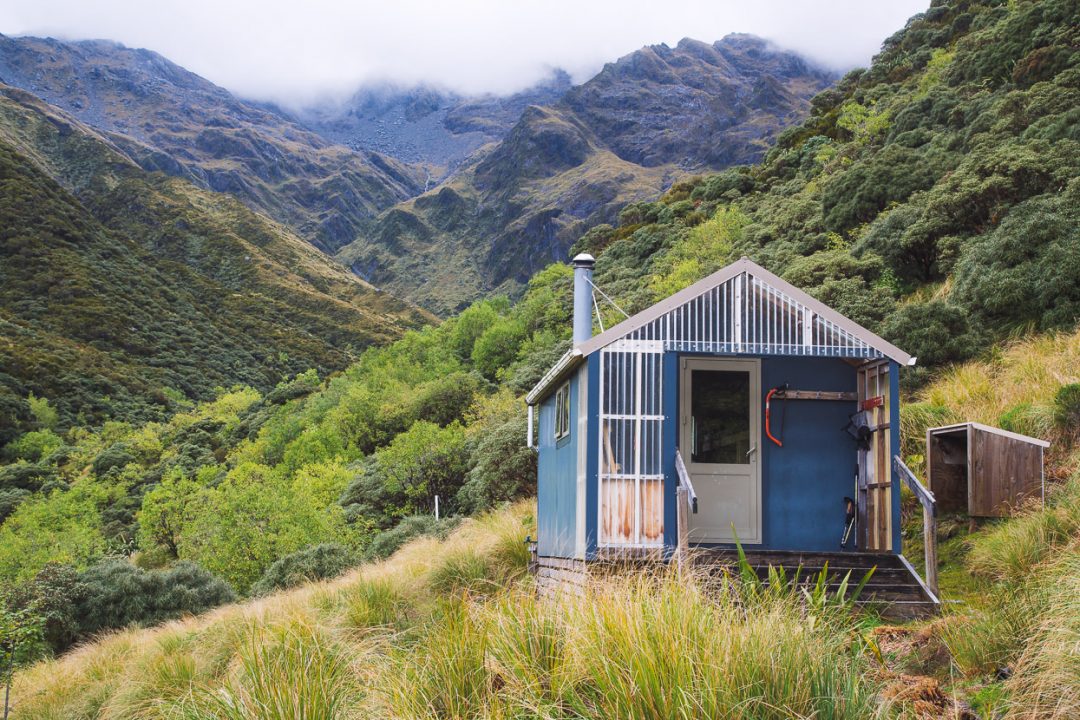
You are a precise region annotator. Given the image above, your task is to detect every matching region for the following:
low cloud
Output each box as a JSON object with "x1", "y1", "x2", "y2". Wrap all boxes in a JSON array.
[{"x1": 1, "y1": 0, "x2": 929, "y2": 106}]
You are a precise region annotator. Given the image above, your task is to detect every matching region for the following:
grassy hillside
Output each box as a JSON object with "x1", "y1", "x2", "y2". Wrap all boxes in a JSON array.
[
  {"x1": 0, "y1": 85, "x2": 432, "y2": 438},
  {"x1": 0, "y1": 35, "x2": 425, "y2": 254},
  {"x1": 10, "y1": 502, "x2": 889, "y2": 719},
  {"x1": 11, "y1": 329, "x2": 1080, "y2": 719}
]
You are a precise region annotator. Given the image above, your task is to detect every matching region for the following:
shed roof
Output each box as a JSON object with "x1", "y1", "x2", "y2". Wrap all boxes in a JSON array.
[
  {"x1": 929, "y1": 422, "x2": 1051, "y2": 448},
  {"x1": 527, "y1": 257, "x2": 914, "y2": 405}
]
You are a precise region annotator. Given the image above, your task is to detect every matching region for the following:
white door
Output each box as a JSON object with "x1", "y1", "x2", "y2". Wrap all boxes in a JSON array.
[{"x1": 680, "y1": 358, "x2": 761, "y2": 544}]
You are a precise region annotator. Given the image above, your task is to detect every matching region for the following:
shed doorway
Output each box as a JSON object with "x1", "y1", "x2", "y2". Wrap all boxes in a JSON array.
[{"x1": 681, "y1": 358, "x2": 762, "y2": 543}]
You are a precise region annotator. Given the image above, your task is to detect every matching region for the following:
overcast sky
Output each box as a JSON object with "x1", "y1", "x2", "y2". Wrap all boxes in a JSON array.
[{"x1": 1, "y1": 0, "x2": 929, "y2": 106}]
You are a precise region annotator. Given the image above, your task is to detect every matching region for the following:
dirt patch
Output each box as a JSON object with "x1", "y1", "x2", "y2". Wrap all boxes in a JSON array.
[{"x1": 871, "y1": 625, "x2": 977, "y2": 719}]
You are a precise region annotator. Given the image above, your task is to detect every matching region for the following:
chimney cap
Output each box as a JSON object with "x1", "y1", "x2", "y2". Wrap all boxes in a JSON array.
[{"x1": 571, "y1": 253, "x2": 595, "y2": 269}]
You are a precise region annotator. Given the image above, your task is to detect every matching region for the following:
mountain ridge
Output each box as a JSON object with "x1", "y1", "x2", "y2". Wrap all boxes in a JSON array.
[
  {"x1": 0, "y1": 33, "x2": 426, "y2": 253},
  {"x1": 0, "y1": 81, "x2": 432, "y2": 435},
  {"x1": 335, "y1": 34, "x2": 836, "y2": 313}
]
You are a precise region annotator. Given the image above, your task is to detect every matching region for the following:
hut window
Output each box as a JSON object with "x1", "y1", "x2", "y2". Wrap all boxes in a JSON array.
[{"x1": 554, "y1": 382, "x2": 570, "y2": 440}]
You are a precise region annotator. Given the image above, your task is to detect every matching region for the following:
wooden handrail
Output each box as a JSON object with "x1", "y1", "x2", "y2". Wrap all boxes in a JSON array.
[
  {"x1": 893, "y1": 455, "x2": 939, "y2": 597},
  {"x1": 675, "y1": 450, "x2": 698, "y2": 572},
  {"x1": 675, "y1": 450, "x2": 698, "y2": 514},
  {"x1": 894, "y1": 455, "x2": 936, "y2": 512}
]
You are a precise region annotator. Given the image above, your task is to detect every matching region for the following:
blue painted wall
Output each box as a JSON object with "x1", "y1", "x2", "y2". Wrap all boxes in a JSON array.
[
  {"x1": 585, "y1": 353, "x2": 601, "y2": 558},
  {"x1": 758, "y1": 356, "x2": 862, "y2": 552},
  {"x1": 663, "y1": 354, "x2": 867, "y2": 553},
  {"x1": 537, "y1": 371, "x2": 579, "y2": 557},
  {"x1": 548, "y1": 351, "x2": 891, "y2": 557}
]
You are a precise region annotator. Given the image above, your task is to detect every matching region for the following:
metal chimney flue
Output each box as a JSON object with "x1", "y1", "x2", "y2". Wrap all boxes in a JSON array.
[{"x1": 572, "y1": 253, "x2": 595, "y2": 345}]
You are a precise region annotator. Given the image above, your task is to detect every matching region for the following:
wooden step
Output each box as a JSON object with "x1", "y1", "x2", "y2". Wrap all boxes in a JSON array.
[
  {"x1": 690, "y1": 549, "x2": 940, "y2": 619},
  {"x1": 694, "y1": 548, "x2": 906, "y2": 569}
]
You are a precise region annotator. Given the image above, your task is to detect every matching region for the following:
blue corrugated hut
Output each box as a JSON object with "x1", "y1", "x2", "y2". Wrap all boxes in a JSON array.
[{"x1": 526, "y1": 255, "x2": 940, "y2": 615}]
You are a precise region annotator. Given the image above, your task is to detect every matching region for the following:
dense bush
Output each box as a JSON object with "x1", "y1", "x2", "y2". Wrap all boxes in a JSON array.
[
  {"x1": 882, "y1": 301, "x2": 980, "y2": 367},
  {"x1": 457, "y1": 416, "x2": 537, "y2": 514},
  {"x1": 1054, "y1": 384, "x2": 1080, "y2": 429},
  {"x1": 74, "y1": 559, "x2": 235, "y2": 637},
  {"x1": 363, "y1": 515, "x2": 459, "y2": 561},
  {"x1": 250, "y1": 544, "x2": 356, "y2": 596}
]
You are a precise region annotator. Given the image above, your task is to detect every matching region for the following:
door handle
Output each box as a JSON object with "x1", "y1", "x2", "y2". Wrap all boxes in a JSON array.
[{"x1": 746, "y1": 446, "x2": 757, "y2": 458}]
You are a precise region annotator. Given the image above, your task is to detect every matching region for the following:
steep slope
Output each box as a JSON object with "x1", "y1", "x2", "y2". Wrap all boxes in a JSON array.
[
  {"x1": 291, "y1": 70, "x2": 573, "y2": 174},
  {"x1": 0, "y1": 84, "x2": 431, "y2": 435},
  {"x1": 0, "y1": 34, "x2": 425, "y2": 252},
  {"x1": 570, "y1": 0, "x2": 1079, "y2": 379},
  {"x1": 337, "y1": 35, "x2": 835, "y2": 313}
]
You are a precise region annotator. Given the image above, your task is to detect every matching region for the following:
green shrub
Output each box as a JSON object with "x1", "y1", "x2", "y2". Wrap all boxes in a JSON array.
[
  {"x1": 409, "y1": 371, "x2": 488, "y2": 427},
  {"x1": 1053, "y1": 383, "x2": 1080, "y2": 428},
  {"x1": 74, "y1": 559, "x2": 235, "y2": 636},
  {"x1": 339, "y1": 421, "x2": 470, "y2": 528},
  {"x1": 250, "y1": 544, "x2": 356, "y2": 597},
  {"x1": 882, "y1": 300, "x2": 980, "y2": 367},
  {"x1": 447, "y1": 299, "x2": 506, "y2": 361},
  {"x1": 3, "y1": 429, "x2": 63, "y2": 463},
  {"x1": 998, "y1": 402, "x2": 1055, "y2": 439},
  {"x1": 456, "y1": 416, "x2": 536, "y2": 514},
  {"x1": 4, "y1": 562, "x2": 85, "y2": 653},
  {"x1": 363, "y1": 516, "x2": 458, "y2": 561},
  {"x1": 471, "y1": 319, "x2": 527, "y2": 380},
  {"x1": 92, "y1": 442, "x2": 136, "y2": 477},
  {"x1": 0, "y1": 488, "x2": 30, "y2": 523}
]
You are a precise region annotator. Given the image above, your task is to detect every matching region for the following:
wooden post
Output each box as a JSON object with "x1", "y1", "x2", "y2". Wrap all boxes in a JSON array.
[
  {"x1": 894, "y1": 455, "x2": 939, "y2": 599},
  {"x1": 676, "y1": 485, "x2": 688, "y2": 572},
  {"x1": 924, "y1": 503, "x2": 938, "y2": 597}
]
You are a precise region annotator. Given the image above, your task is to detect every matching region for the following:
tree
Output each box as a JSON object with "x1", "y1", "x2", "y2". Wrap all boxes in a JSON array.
[
  {"x1": 0, "y1": 600, "x2": 45, "y2": 719},
  {"x1": 177, "y1": 463, "x2": 354, "y2": 593},
  {"x1": 136, "y1": 470, "x2": 203, "y2": 560}
]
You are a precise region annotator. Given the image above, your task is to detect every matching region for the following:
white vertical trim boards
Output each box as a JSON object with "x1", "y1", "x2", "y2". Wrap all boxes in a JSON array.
[
  {"x1": 598, "y1": 343, "x2": 664, "y2": 548},
  {"x1": 591, "y1": 272, "x2": 879, "y2": 359},
  {"x1": 576, "y1": 258, "x2": 913, "y2": 365}
]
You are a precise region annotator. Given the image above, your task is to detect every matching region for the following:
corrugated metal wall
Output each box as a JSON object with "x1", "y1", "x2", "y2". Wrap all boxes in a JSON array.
[{"x1": 595, "y1": 270, "x2": 887, "y2": 549}]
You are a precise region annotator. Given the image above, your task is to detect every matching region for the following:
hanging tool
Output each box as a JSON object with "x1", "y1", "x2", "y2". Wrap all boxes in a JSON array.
[
  {"x1": 765, "y1": 383, "x2": 788, "y2": 447},
  {"x1": 841, "y1": 496, "x2": 857, "y2": 548}
]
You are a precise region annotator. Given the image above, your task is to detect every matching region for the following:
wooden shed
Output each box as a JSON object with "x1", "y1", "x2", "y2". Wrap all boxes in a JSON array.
[{"x1": 926, "y1": 423, "x2": 1048, "y2": 517}]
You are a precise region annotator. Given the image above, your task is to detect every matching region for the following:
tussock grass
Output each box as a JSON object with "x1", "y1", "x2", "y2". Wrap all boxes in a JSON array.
[
  {"x1": 11, "y1": 501, "x2": 883, "y2": 719},
  {"x1": 966, "y1": 474, "x2": 1080, "y2": 583},
  {"x1": 387, "y1": 571, "x2": 882, "y2": 720},
  {"x1": 904, "y1": 329, "x2": 1080, "y2": 464},
  {"x1": 1005, "y1": 551, "x2": 1080, "y2": 719}
]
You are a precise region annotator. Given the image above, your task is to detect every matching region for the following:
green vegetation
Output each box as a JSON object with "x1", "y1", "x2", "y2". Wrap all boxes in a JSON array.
[
  {"x1": 9, "y1": 504, "x2": 888, "y2": 719},
  {"x1": 1, "y1": 1, "x2": 1079, "y2": 717},
  {"x1": 0, "y1": 89, "x2": 430, "y2": 441}
]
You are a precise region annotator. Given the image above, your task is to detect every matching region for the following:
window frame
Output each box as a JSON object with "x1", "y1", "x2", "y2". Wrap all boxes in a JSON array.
[{"x1": 554, "y1": 381, "x2": 571, "y2": 441}]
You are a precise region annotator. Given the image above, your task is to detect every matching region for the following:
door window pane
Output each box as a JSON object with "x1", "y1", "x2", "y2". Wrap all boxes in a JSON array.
[{"x1": 691, "y1": 370, "x2": 750, "y2": 464}]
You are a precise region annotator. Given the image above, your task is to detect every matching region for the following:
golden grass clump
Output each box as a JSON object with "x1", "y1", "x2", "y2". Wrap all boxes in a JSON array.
[{"x1": 1004, "y1": 550, "x2": 1080, "y2": 719}]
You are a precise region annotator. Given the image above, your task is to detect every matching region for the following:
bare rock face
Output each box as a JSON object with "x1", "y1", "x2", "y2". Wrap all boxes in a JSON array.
[
  {"x1": 563, "y1": 35, "x2": 835, "y2": 169},
  {"x1": 293, "y1": 71, "x2": 573, "y2": 174}
]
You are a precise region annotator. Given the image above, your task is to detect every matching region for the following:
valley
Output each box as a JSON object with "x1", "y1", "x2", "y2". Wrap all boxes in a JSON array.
[{"x1": 1, "y1": 0, "x2": 1078, "y2": 717}]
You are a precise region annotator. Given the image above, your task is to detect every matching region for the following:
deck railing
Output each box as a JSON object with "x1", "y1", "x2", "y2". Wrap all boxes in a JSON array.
[
  {"x1": 674, "y1": 450, "x2": 698, "y2": 570},
  {"x1": 894, "y1": 455, "x2": 938, "y2": 596}
]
